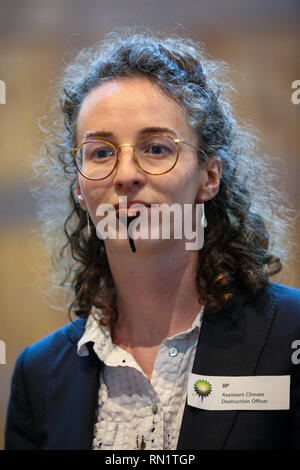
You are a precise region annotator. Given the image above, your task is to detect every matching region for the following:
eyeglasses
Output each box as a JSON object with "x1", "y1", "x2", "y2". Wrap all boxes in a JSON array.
[{"x1": 70, "y1": 134, "x2": 207, "y2": 181}]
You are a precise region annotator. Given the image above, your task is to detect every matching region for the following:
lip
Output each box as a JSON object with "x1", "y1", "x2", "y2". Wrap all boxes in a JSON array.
[{"x1": 114, "y1": 200, "x2": 152, "y2": 210}]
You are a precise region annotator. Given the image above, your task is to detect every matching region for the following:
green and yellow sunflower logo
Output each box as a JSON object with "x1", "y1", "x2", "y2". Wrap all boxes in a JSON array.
[{"x1": 194, "y1": 379, "x2": 212, "y2": 401}]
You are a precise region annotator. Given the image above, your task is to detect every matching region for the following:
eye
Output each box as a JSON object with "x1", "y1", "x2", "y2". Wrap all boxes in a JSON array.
[
  {"x1": 147, "y1": 144, "x2": 167, "y2": 155},
  {"x1": 141, "y1": 141, "x2": 173, "y2": 157},
  {"x1": 85, "y1": 143, "x2": 116, "y2": 162},
  {"x1": 91, "y1": 147, "x2": 114, "y2": 159}
]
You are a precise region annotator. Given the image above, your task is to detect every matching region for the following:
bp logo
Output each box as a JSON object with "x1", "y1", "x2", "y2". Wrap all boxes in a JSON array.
[{"x1": 194, "y1": 379, "x2": 212, "y2": 401}]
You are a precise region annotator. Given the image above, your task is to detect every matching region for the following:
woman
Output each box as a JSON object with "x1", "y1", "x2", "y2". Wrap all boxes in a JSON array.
[{"x1": 5, "y1": 28, "x2": 300, "y2": 450}]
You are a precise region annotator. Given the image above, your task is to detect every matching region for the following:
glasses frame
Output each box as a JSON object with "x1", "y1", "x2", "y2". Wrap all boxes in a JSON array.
[{"x1": 70, "y1": 133, "x2": 207, "y2": 181}]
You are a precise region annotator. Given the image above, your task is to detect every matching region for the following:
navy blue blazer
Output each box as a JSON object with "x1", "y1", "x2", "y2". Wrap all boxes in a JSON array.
[{"x1": 5, "y1": 281, "x2": 300, "y2": 450}]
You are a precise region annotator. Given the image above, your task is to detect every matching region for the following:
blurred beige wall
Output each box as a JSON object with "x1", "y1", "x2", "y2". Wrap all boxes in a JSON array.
[{"x1": 0, "y1": 0, "x2": 299, "y2": 450}]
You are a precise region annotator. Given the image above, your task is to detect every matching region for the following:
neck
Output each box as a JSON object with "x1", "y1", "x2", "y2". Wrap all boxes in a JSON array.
[{"x1": 105, "y1": 238, "x2": 202, "y2": 348}]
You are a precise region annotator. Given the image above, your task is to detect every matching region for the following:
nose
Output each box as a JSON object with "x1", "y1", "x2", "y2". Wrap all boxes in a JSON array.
[{"x1": 113, "y1": 144, "x2": 146, "y2": 193}]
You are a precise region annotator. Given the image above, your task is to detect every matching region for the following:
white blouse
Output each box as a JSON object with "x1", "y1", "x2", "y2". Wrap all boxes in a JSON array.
[{"x1": 77, "y1": 306, "x2": 203, "y2": 450}]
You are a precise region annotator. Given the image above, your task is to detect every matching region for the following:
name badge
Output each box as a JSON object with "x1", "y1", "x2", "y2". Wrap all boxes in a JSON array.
[{"x1": 188, "y1": 373, "x2": 290, "y2": 411}]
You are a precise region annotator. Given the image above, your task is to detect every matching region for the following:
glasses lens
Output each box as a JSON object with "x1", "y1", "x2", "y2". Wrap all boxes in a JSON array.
[
  {"x1": 136, "y1": 135, "x2": 178, "y2": 174},
  {"x1": 76, "y1": 141, "x2": 117, "y2": 179}
]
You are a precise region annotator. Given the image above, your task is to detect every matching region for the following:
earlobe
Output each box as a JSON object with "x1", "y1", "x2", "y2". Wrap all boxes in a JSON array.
[{"x1": 75, "y1": 181, "x2": 87, "y2": 211}]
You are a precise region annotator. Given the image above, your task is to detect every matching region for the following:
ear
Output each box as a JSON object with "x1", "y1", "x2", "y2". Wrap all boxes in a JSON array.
[
  {"x1": 75, "y1": 179, "x2": 87, "y2": 211},
  {"x1": 196, "y1": 156, "x2": 222, "y2": 202}
]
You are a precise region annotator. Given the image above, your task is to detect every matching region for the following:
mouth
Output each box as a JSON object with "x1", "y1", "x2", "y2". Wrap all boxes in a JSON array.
[
  {"x1": 114, "y1": 200, "x2": 152, "y2": 216},
  {"x1": 114, "y1": 200, "x2": 151, "y2": 209}
]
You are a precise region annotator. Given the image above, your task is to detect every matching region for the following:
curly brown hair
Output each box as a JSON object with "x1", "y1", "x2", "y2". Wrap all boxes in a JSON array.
[{"x1": 31, "y1": 27, "x2": 297, "y2": 327}]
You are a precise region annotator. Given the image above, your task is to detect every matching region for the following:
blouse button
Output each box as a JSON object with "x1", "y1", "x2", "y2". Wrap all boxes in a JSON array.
[
  {"x1": 152, "y1": 404, "x2": 158, "y2": 414},
  {"x1": 169, "y1": 347, "x2": 178, "y2": 357}
]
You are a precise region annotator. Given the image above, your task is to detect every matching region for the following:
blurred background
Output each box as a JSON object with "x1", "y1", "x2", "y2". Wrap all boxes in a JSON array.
[{"x1": 0, "y1": 0, "x2": 299, "y2": 449}]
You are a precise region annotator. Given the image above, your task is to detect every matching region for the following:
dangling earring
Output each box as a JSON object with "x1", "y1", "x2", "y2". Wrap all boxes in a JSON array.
[
  {"x1": 200, "y1": 201, "x2": 207, "y2": 228},
  {"x1": 86, "y1": 212, "x2": 92, "y2": 237}
]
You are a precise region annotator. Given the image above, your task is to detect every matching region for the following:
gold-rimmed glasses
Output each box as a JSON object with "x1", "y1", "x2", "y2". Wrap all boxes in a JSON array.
[{"x1": 70, "y1": 134, "x2": 207, "y2": 181}]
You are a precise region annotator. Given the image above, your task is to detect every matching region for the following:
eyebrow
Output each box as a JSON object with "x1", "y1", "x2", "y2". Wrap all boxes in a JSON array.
[{"x1": 82, "y1": 127, "x2": 178, "y2": 142}]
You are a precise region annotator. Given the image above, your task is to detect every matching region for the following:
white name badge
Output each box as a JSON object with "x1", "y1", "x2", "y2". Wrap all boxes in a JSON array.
[{"x1": 188, "y1": 373, "x2": 290, "y2": 411}]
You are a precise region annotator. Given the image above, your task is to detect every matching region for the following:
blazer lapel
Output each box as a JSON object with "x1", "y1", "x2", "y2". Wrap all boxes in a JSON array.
[
  {"x1": 47, "y1": 318, "x2": 102, "y2": 450},
  {"x1": 177, "y1": 282, "x2": 278, "y2": 450}
]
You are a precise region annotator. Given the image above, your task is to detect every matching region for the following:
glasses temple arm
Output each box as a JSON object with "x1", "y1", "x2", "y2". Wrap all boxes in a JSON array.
[{"x1": 176, "y1": 138, "x2": 207, "y2": 160}]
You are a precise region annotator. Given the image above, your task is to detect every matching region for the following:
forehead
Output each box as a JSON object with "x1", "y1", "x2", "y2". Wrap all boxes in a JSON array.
[{"x1": 76, "y1": 76, "x2": 195, "y2": 143}]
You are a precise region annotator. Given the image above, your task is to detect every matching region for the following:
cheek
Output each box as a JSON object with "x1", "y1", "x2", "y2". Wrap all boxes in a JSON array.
[
  {"x1": 161, "y1": 163, "x2": 201, "y2": 202},
  {"x1": 80, "y1": 180, "x2": 108, "y2": 213}
]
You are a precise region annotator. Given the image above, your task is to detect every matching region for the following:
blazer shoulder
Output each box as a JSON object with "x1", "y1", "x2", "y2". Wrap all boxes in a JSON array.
[
  {"x1": 17, "y1": 317, "x2": 87, "y2": 373},
  {"x1": 269, "y1": 280, "x2": 300, "y2": 299},
  {"x1": 266, "y1": 281, "x2": 300, "y2": 331},
  {"x1": 268, "y1": 281, "x2": 300, "y2": 311}
]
